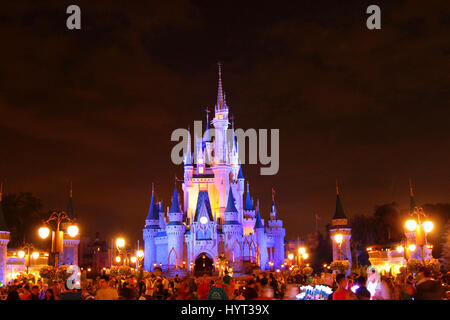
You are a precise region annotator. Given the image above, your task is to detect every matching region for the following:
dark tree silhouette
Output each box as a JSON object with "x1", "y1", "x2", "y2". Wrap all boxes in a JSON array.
[{"x1": 2, "y1": 192, "x2": 45, "y2": 248}]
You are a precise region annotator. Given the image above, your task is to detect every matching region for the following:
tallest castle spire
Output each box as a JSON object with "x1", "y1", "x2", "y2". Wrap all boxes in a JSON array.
[{"x1": 216, "y1": 62, "x2": 227, "y2": 111}]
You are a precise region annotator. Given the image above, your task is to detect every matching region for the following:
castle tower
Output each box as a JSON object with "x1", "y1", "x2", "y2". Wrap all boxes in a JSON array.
[
  {"x1": 211, "y1": 63, "x2": 232, "y2": 216},
  {"x1": 182, "y1": 128, "x2": 194, "y2": 219},
  {"x1": 143, "y1": 185, "x2": 159, "y2": 271},
  {"x1": 166, "y1": 185, "x2": 185, "y2": 267},
  {"x1": 0, "y1": 183, "x2": 10, "y2": 285},
  {"x1": 61, "y1": 182, "x2": 80, "y2": 265},
  {"x1": 254, "y1": 207, "x2": 268, "y2": 271},
  {"x1": 267, "y1": 194, "x2": 285, "y2": 268},
  {"x1": 329, "y1": 182, "x2": 352, "y2": 268},
  {"x1": 222, "y1": 187, "x2": 243, "y2": 264},
  {"x1": 242, "y1": 182, "x2": 256, "y2": 235}
]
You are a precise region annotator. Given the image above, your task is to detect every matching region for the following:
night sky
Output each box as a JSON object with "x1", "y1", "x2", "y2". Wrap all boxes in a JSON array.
[{"x1": 0, "y1": 0, "x2": 449, "y2": 243}]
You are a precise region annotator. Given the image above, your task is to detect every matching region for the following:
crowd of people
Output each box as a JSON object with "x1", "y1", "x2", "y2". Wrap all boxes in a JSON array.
[{"x1": 1, "y1": 266, "x2": 449, "y2": 300}]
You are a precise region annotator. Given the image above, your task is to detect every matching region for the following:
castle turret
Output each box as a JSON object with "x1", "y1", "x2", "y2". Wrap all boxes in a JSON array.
[
  {"x1": 223, "y1": 187, "x2": 242, "y2": 263},
  {"x1": 166, "y1": 186, "x2": 185, "y2": 267},
  {"x1": 254, "y1": 207, "x2": 268, "y2": 271},
  {"x1": 0, "y1": 183, "x2": 10, "y2": 285},
  {"x1": 329, "y1": 182, "x2": 352, "y2": 269},
  {"x1": 143, "y1": 185, "x2": 159, "y2": 271},
  {"x1": 267, "y1": 192, "x2": 285, "y2": 268}
]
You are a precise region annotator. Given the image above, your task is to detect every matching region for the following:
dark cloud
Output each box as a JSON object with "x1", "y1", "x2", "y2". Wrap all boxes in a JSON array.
[{"x1": 0, "y1": 0, "x2": 449, "y2": 242}]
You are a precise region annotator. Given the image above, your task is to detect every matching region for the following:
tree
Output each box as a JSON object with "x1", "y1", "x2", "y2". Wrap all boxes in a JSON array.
[
  {"x1": 373, "y1": 202, "x2": 403, "y2": 244},
  {"x1": 440, "y1": 220, "x2": 450, "y2": 272},
  {"x1": 2, "y1": 192, "x2": 44, "y2": 248},
  {"x1": 350, "y1": 214, "x2": 377, "y2": 266}
]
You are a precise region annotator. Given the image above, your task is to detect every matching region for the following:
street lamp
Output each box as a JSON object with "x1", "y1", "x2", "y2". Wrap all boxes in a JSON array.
[
  {"x1": 334, "y1": 234, "x2": 343, "y2": 260},
  {"x1": 115, "y1": 237, "x2": 127, "y2": 266},
  {"x1": 19, "y1": 243, "x2": 36, "y2": 274},
  {"x1": 38, "y1": 210, "x2": 78, "y2": 267},
  {"x1": 297, "y1": 247, "x2": 307, "y2": 266},
  {"x1": 404, "y1": 206, "x2": 433, "y2": 263}
]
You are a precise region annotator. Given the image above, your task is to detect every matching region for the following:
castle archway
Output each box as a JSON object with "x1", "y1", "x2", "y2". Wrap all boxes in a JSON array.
[{"x1": 194, "y1": 252, "x2": 213, "y2": 276}]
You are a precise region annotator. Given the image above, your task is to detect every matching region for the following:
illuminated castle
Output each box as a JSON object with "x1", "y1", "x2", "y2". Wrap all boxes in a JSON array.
[{"x1": 143, "y1": 64, "x2": 285, "y2": 274}]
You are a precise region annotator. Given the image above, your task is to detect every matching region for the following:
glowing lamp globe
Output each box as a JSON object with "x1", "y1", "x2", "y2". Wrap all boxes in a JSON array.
[
  {"x1": 423, "y1": 221, "x2": 434, "y2": 233},
  {"x1": 18, "y1": 251, "x2": 25, "y2": 259},
  {"x1": 409, "y1": 244, "x2": 416, "y2": 251},
  {"x1": 200, "y1": 216, "x2": 208, "y2": 225},
  {"x1": 32, "y1": 252, "x2": 39, "y2": 259},
  {"x1": 288, "y1": 253, "x2": 294, "y2": 260},
  {"x1": 38, "y1": 227, "x2": 50, "y2": 239},
  {"x1": 298, "y1": 247, "x2": 306, "y2": 255},
  {"x1": 137, "y1": 250, "x2": 144, "y2": 258},
  {"x1": 130, "y1": 256, "x2": 137, "y2": 263},
  {"x1": 302, "y1": 253, "x2": 309, "y2": 260},
  {"x1": 116, "y1": 238, "x2": 125, "y2": 248},
  {"x1": 396, "y1": 246, "x2": 404, "y2": 253},
  {"x1": 115, "y1": 256, "x2": 121, "y2": 263},
  {"x1": 334, "y1": 234, "x2": 343, "y2": 244},
  {"x1": 67, "y1": 225, "x2": 79, "y2": 238},
  {"x1": 405, "y1": 220, "x2": 417, "y2": 232}
]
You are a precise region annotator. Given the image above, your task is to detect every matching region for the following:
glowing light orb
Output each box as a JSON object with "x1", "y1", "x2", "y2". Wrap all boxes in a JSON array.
[
  {"x1": 405, "y1": 220, "x2": 417, "y2": 232},
  {"x1": 18, "y1": 251, "x2": 25, "y2": 259},
  {"x1": 116, "y1": 238, "x2": 125, "y2": 248},
  {"x1": 334, "y1": 234, "x2": 343, "y2": 244},
  {"x1": 409, "y1": 244, "x2": 416, "y2": 251},
  {"x1": 38, "y1": 227, "x2": 50, "y2": 239},
  {"x1": 130, "y1": 256, "x2": 137, "y2": 263},
  {"x1": 67, "y1": 225, "x2": 79, "y2": 238},
  {"x1": 396, "y1": 246, "x2": 404, "y2": 253},
  {"x1": 200, "y1": 216, "x2": 208, "y2": 224},
  {"x1": 32, "y1": 252, "x2": 39, "y2": 259},
  {"x1": 137, "y1": 250, "x2": 144, "y2": 258},
  {"x1": 423, "y1": 221, "x2": 434, "y2": 233}
]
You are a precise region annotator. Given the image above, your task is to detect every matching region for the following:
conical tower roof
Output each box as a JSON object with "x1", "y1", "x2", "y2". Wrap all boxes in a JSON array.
[
  {"x1": 244, "y1": 182, "x2": 254, "y2": 211},
  {"x1": 225, "y1": 187, "x2": 238, "y2": 213},
  {"x1": 146, "y1": 185, "x2": 159, "y2": 220},
  {"x1": 332, "y1": 194, "x2": 347, "y2": 220},
  {"x1": 169, "y1": 186, "x2": 182, "y2": 213},
  {"x1": 0, "y1": 183, "x2": 9, "y2": 231},
  {"x1": 254, "y1": 209, "x2": 264, "y2": 229}
]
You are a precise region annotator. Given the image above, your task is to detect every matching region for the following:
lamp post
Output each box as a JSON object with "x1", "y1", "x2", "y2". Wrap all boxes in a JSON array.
[
  {"x1": 297, "y1": 247, "x2": 306, "y2": 266},
  {"x1": 404, "y1": 206, "x2": 433, "y2": 263},
  {"x1": 115, "y1": 237, "x2": 126, "y2": 266},
  {"x1": 38, "y1": 210, "x2": 79, "y2": 267},
  {"x1": 18, "y1": 243, "x2": 38, "y2": 274}
]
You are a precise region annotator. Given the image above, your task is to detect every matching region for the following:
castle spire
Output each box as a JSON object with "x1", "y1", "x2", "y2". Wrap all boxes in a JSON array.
[
  {"x1": 244, "y1": 181, "x2": 254, "y2": 211},
  {"x1": 216, "y1": 62, "x2": 225, "y2": 110},
  {"x1": 67, "y1": 181, "x2": 76, "y2": 219},
  {"x1": 146, "y1": 183, "x2": 159, "y2": 221},
  {"x1": 225, "y1": 187, "x2": 238, "y2": 213},
  {"x1": 169, "y1": 185, "x2": 182, "y2": 213},
  {"x1": 332, "y1": 181, "x2": 347, "y2": 221},
  {"x1": 409, "y1": 178, "x2": 416, "y2": 214},
  {"x1": 184, "y1": 127, "x2": 192, "y2": 166}
]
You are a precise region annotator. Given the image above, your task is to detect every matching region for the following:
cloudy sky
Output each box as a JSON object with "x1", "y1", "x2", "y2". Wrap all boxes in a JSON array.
[{"x1": 0, "y1": 0, "x2": 449, "y2": 242}]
